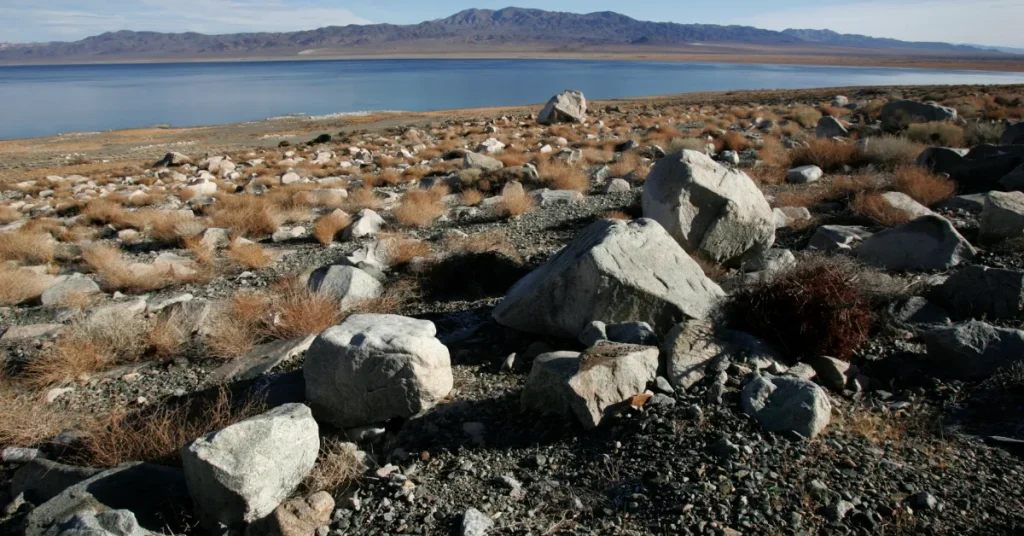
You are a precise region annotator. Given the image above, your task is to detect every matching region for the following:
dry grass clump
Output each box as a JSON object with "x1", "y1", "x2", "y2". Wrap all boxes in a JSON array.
[
  {"x1": 143, "y1": 310, "x2": 192, "y2": 359},
  {"x1": 83, "y1": 243, "x2": 174, "y2": 293},
  {"x1": 891, "y1": 166, "x2": 957, "y2": 207},
  {"x1": 442, "y1": 229, "x2": 518, "y2": 259},
  {"x1": 716, "y1": 131, "x2": 755, "y2": 152},
  {"x1": 28, "y1": 315, "x2": 147, "y2": 386},
  {"x1": 135, "y1": 209, "x2": 202, "y2": 245},
  {"x1": 394, "y1": 185, "x2": 448, "y2": 227},
  {"x1": 0, "y1": 266, "x2": 52, "y2": 306},
  {"x1": 604, "y1": 210, "x2": 632, "y2": 221},
  {"x1": 962, "y1": 121, "x2": 1005, "y2": 146},
  {"x1": 0, "y1": 231, "x2": 55, "y2": 264},
  {"x1": 858, "y1": 136, "x2": 924, "y2": 169},
  {"x1": 905, "y1": 122, "x2": 965, "y2": 147},
  {"x1": 76, "y1": 388, "x2": 266, "y2": 467},
  {"x1": 227, "y1": 240, "x2": 278, "y2": 269},
  {"x1": 538, "y1": 160, "x2": 589, "y2": 192},
  {"x1": 81, "y1": 199, "x2": 128, "y2": 226},
  {"x1": 495, "y1": 187, "x2": 536, "y2": 218},
  {"x1": 381, "y1": 234, "x2": 433, "y2": 267},
  {"x1": 772, "y1": 174, "x2": 884, "y2": 208},
  {"x1": 182, "y1": 235, "x2": 216, "y2": 265},
  {"x1": 609, "y1": 152, "x2": 647, "y2": 179},
  {"x1": 303, "y1": 439, "x2": 366, "y2": 494},
  {"x1": 0, "y1": 205, "x2": 21, "y2": 224},
  {"x1": 496, "y1": 150, "x2": 529, "y2": 168},
  {"x1": 461, "y1": 188, "x2": 484, "y2": 206},
  {"x1": 313, "y1": 211, "x2": 352, "y2": 245},
  {"x1": 851, "y1": 192, "x2": 913, "y2": 227},
  {"x1": 206, "y1": 291, "x2": 273, "y2": 359},
  {"x1": 345, "y1": 186, "x2": 382, "y2": 212},
  {"x1": 263, "y1": 279, "x2": 343, "y2": 340},
  {"x1": 789, "y1": 106, "x2": 823, "y2": 128},
  {"x1": 788, "y1": 139, "x2": 861, "y2": 172},
  {"x1": 209, "y1": 194, "x2": 281, "y2": 238},
  {"x1": 0, "y1": 378, "x2": 83, "y2": 448},
  {"x1": 723, "y1": 256, "x2": 874, "y2": 362}
]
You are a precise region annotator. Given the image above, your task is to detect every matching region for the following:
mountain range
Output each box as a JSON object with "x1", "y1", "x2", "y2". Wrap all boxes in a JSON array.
[{"x1": 0, "y1": 7, "x2": 1015, "y2": 65}]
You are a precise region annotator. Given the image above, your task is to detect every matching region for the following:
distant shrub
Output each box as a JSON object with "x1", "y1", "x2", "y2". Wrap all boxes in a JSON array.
[
  {"x1": 858, "y1": 136, "x2": 924, "y2": 170},
  {"x1": 668, "y1": 137, "x2": 708, "y2": 153},
  {"x1": 788, "y1": 139, "x2": 860, "y2": 172},
  {"x1": 789, "y1": 106, "x2": 823, "y2": 128},
  {"x1": 394, "y1": 184, "x2": 448, "y2": 227},
  {"x1": 891, "y1": 165, "x2": 956, "y2": 207},
  {"x1": 716, "y1": 131, "x2": 755, "y2": 152},
  {"x1": 963, "y1": 121, "x2": 1005, "y2": 146},
  {"x1": 723, "y1": 256, "x2": 874, "y2": 362},
  {"x1": 905, "y1": 122, "x2": 965, "y2": 147}
]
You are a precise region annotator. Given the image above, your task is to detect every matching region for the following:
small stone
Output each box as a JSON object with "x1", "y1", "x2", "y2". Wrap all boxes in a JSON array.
[
  {"x1": 910, "y1": 492, "x2": 938, "y2": 511},
  {"x1": 460, "y1": 508, "x2": 493, "y2": 536}
]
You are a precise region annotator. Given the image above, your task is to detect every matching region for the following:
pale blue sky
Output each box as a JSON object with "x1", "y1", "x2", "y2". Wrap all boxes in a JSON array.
[{"x1": 2, "y1": 0, "x2": 1022, "y2": 48}]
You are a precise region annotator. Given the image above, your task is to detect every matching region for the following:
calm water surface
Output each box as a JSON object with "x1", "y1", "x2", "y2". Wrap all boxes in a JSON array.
[{"x1": 2, "y1": 58, "x2": 1024, "y2": 140}]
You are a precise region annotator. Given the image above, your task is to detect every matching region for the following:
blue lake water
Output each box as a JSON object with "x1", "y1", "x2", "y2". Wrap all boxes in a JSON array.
[{"x1": 2, "y1": 58, "x2": 1024, "y2": 140}]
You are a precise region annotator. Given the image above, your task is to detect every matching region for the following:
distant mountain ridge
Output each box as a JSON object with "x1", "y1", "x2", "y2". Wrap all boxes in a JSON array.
[{"x1": 0, "y1": 7, "x2": 1014, "y2": 64}]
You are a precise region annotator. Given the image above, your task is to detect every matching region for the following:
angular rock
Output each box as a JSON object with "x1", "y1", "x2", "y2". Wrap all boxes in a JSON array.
[
  {"x1": 664, "y1": 320, "x2": 780, "y2": 390},
  {"x1": 881, "y1": 100, "x2": 958, "y2": 128},
  {"x1": 307, "y1": 265, "x2": 382, "y2": 310},
  {"x1": 939, "y1": 265, "x2": 1024, "y2": 320},
  {"x1": 41, "y1": 276, "x2": 101, "y2": 307},
  {"x1": 245, "y1": 492, "x2": 334, "y2": 536},
  {"x1": 155, "y1": 152, "x2": 192, "y2": 167},
  {"x1": 856, "y1": 215, "x2": 976, "y2": 271},
  {"x1": 1, "y1": 323, "x2": 64, "y2": 342},
  {"x1": 578, "y1": 321, "x2": 607, "y2": 347},
  {"x1": 773, "y1": 207, "x2": 811, "y2": 229},
  {"x1": 520, "y1": 351, "x2": 581, "y2": 420},
  {"x1": 786, "y1": 165, "x2": 823, "y2": 184},
  {"x1": 272, "y1": 226, "x2": 306, "y2": 243},
  {"x1": 937, "y1": 193, "x2": 987, "y2": 213},
  {"x1": 492, "y1": 218, "x2": 724, "y2": 339},
  {"x1": 807, "y1": 225, "x2": 872, "y2": 252},
  {"x1": 532, "y1": 189, "x2": 585, "y2": 206},
  {"x1": 888, "y1": 296, "x2": 952, "y2": 332},
  {"x1": 922, "y1": 321, "x2": 1024, "y2": 380},
  {"x1": 13, "y1": 459, "x2": 103, "y2": 505},
  {"x1": 304, "y1": 314, "x2": 453, "y2": 428},
  {"x1": 605, "y1": 321, "x2": 658, "y2": 346},
  {"x1": 460, "y1": 508, "x2": 494, "y2": 536},
  {"x1": 878, "y1": 191, "x2": 934, "y2": 222},
  {"x1": 643, "y1": 150, "x2": 775, "y2": 265},
  {"x1": 605, "y1": 178, "x2": 631, "y2": 193},
  {"x1": 342, "y1": 209, "x2": 384, "y2": 240},
  {"x1": 477, "y1": 138, "x2": 505, "y2": 154},
  {"x1": 537, "y1": 90, "x2": 587, "y2": 125},
  {"x1": 463, "y1": 152, "x2": 504, "y2": 171},
  {"x1": 979, "y1": 191, "x2": 1024, "y2": 243},
  {"x1": 816, "y1": 117, "x2": 848, "y2": 138},
  {"x1": 44, "y1": 510, "x2": 148, "y2": 536},
  {"x1": 807, "y1": 356, "x2": 857, "y2": 391},
  {"x1": 181, "y1": 404, "x2": 319, "y2": 530},
  {"x1": 916, "y1": 147, "x2": 969, "y2": 176},
  {"x1": 741, "y1": 374, "x2": 831, "y2": 438},
  {"x1": 1000, "y1": 121, "x2": 1024, "y2": 145},
  {"x1": 208, "y1": 335, "x2": 317, "y2": 383}
]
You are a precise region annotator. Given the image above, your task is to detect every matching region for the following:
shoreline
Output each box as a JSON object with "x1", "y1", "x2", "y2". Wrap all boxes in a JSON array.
[{"x1": 3, "y1": 50, "x2": 1024, "y2": 73}]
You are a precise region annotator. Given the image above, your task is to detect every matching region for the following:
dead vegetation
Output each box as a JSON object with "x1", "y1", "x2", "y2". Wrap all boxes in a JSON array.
[{"x1": 394, "y1": 184, "x2": 448, "y2": 227}]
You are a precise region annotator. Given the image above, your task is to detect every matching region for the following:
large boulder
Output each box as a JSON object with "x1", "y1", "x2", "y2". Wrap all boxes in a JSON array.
[
  {"x1": 42, "y1": 510, "x2": 148, "y2": 536},
  {"x1": 979, "y1": 191, "x2": 1024, "y2": 243},
  {"x1": 306, "y1": 265, "x2": 382, "y2": 310},
  {"x1": 881, "y1": 100, "x2": 958, "y2": 128},
  {"x1": 663, "y1": 320, "x2": 779, "y2": 390},
  {"x1": 521, "y1": 344, "x2": 659, "y2": 429},
  {"x1": 949, "y1": 144, "x2": 1024, "y2": 194},
  {"x1": 642, "y1": 150, "x2": 775, "y2": 265},
  {"x1": 492, "y1": 218, "x2": 724, "y2": 339},
  {"x1": 922, "y1": 321, "x2": 1024, "y2": 380},
  {"x1": 1001, "y1": 121, "x2": 1024, "y2": 145},
  {"x1": 537, "y1": 90, "x2": 587, "y2": 125},
  {"x1": 938, "y1": 265, "x2": 1024, "y2": 320},
  {"x1": 181, "y1": 404, "x2": 319, "y2": 530},
  {"x1": 741, "y1": 374, "x2": 831, "y2": 439},
  {"x1": 304, "y1": 314, "x2": 452, "y2": 428},
  {"x1": 878, "y1": 192, "x2": 934, "y2": 221},
  {"x1": 856, "y1": 215, "x2": 976, "y2": 271},
  {"x1": 916, "y1": 147, "x2": 968, "y2": 176}
]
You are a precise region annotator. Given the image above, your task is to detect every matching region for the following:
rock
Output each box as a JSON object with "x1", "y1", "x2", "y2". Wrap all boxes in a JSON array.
[
  {"x1": 578, "y1": 321, "x2": 608, "y2": 347},
  {"x1": 786, "y1": 165, "x2": 823, "y2": 184},
  {"x1": 460, "y1": 508, "x2": 494, "y2": 536},
  {"x1": 856, "y1": 215, "x2": 976, "y2": 271},
  {"x1": 3, "y1": 446, "x2": 41, "y2": 463},
  {"x1": 521, "y1": 344, "x2": 659, "y2": 429},
  {"x1": 532, "y1": 189, "x2": 585, "y2": 207},
  {"x1": 304, "y1": 314, "x2": 452, "y2": 428},
  {"x1": 773, "y1": 207, "x2": 811, "y2": 229},
  {"x1": 44, "y1": 510, "x2": 148, "y2": 536},
  {"x1": 492, "y1": 218, "x2": 724, "y2": 339},
  {"x1": 889, "y1": 296, "x2": 952, "y2": 332},
  {"x1": 537, "y1": 90, "x2": 587, "y2": 125},
  {"x1": 208, "y1": 335, "x2": 317, "y2": 383},
  {"x1": 40, "y1": 276, "x2": 101, "y2": 307},
  {"x1": 979, "y1": 191, "x2": 1024, "y2": 243},
  {"x1": 807, "y1": 225, "x2": 873, "y2": 252},
  {"x1": 664, "y1": 320, "x2": 779, "y2": 390},
  {"x1": 155, "y1": 152, "x2": 191, "y2": 167},
  {"x1": 280, "y1": 172, "x2": 302, "y2": 185},
  {"x1": 832, "y1": 96, "x2": 850, "y2": 107},
  {"x1": 643, "y1": 150, "x2": 775, "y2": 265},
  {"x1": 741, "y1": 374, "x2": 831, "y2": 438},
  {"x1": 878, "y1": 191, "x2": 934, "y2": 221},
  {"x1": 87, "y1": 297, "x2": 147, "y2": 325},
  {"x1": 824, "y1": 500, "x2": 855, "y2": 522},
  {"x1": 916, "y1": 147, "x2": 969, "y2": 176},
  {"x1": 910, "y1": 492, "x2": 939, "y2": 511},
  {"x1": 881, "y1": 100, "x2": 958, "y2": 128},
  {"x1": 816, "y1": 117, "x2": 849, "y2": 138},
  {"x1": 1, "y1": 323, "x2": 64, "y2": 342},
  {"x1": 807, "y1": 356, "x2": 857, "y2": 391},
  {"x1": 24, "y1": 463, "x2": 189, "y2": 536},
  {"x1": 708, "y1": 437, "x2": 740, "y2": 459},
  {"x1": 939, "y1": 265, "x2": 1024, "y2": 320},
  {"x1": 272, "y1": 226, "x2": 306, "y2": 243},
  {"x1": 936, "y1": 193, "x2": 987, "y2": 213},
  {"x1": 342, "y1": 209, "x2": 385, "y2": 240},
  {"x1": 1000, "y1": 121, "x2": 1024, "y2": 145},
  {"x1": 463, "y1": 152, "x2": 504, "y2": 171},
  {"x1": 921, "y1": 321, "x2": 1024, "y2": 380},
  {"x1": 605, "y1": 178, "x2": 631, "y2": 193},
  {"x1": 717, "y1": 150, "x2": 740, "y2": 166},
  {"x1": 307, "y1": 265, "x2": 382, "y2": 310},
  {"x1": 744, "y1": 248, "x2": 797, "y2": 274},
  {"x1": 13, "y1": 459, "x2": 103, "y2": 505},
  {"x1": 951, "y1": 145, "x2": 1024, "y2": 193},
  {"x1": 477, "y1": 138, "x2": 506, "y2": 154},
  {"x1": 181, "y1": 404, "x2": 319, "y2": 530},
  {"x1": 245, "y1": 492, "x2": 334, "y2": 536},
  {"x1": 605, "y1": 322, "x2": 658, "y2": 346}
]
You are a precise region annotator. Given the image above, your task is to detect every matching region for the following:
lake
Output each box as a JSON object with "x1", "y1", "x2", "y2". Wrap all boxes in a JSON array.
[{"x1": 2, "y1": 58, "x2": 1024, "y2": 140}]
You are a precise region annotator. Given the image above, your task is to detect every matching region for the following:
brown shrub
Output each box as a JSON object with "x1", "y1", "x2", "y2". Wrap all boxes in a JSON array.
[
  {"x1": 789, "y1": 106, "x2": 823, "y2": 128},
  {"x1": 461, "y1": 189, "x2": 484, "y2": 206},
  {"x1": 226, "y1": 241, "x2": 277, "y2": 270},
  {"x1": 609, "y1": 152, "x2": 646, "y2": 179},
  {"x1": 495, "y1": 188, "x2": 536, "y2": 218},
  {"x1": 83, "y1": 243, "x2": 175, "y2": 293},
  {"x1": 81, "y1": 199, "x2": 128, "y2": 226},
  {"x1": 716, "y1": 132, "x2": 754, "y2": 152},
  {"x1": 381, "y1": 234, "x2": 434, "y2": 267},
  {"x1": 905, "y1": 122, "x2": 965, "y2": 147},
  {"x1": 394, "y1": 185, "x2": 448, "y2": 227},
  {"x1": 210, "y1": 194, "x2": 281, "y2": 238},
  {"x1": 312, "y1": 211, "x2": 352, "y2": 245},
  {"x1": 442, "y1": 229, "x2": 518, "y2": 259},
  {"x1": 303, "y1": 439, "x2": 366, "y2": 494},
  {"x1": 789, "y1": 139, "x2": 861, "y2": 172},
  {"x1": 182, "y1": 235, "x2": 216, "y2": 265},
  {"x1": 0, "y1": 378, "x2": 83, "y2": 448},
  {"x1": 28, "y1": 315, "x2": 147, "y2": 386},
  {"x1": 604, "y1": 210, "x2": 631, "y2": 221},
  {"x1": 144, "y1": 310, "x2": 191, "y2": 359},
  {"x1": 0, "y1": 205, "x2": 20, "y2": 224},
  {"x1": 205, "y1": 291, "x2": 272, "y2": 359},
  {"x1": 858, "y1": 136, "x2": 924, "y2": 169},
  {"x1": 891, "y1": 166, "x2": 956, "y2": 207},
  {"x1": 538, "y1": 160, "x2": 589, "y2": 192},
  {"x1": 264, "y1": 279, "x2": 343, "y2": 340},
  {"x1": 345, "y1": 186, "x2": 382, "y2": 212},
  {"x1": 496, "y1": 150, "x2": 529, "y2": 168},
  {"x1": 723, "y1": 256, "x2": 874, "y2": 362},
  {"x1": 851, "y1": 192, "x2": 913, "y2": 227},
  {"x1": 773, "y1": 174, "x2": 884, "y2": 208},
  {"x1": 0, "y1": 231, "x2": 55, "y2": 264},
  {"x1": 0, "y1": 266, "x2": 52, "y2": 306},
  {"x1": 962, "y1": 121, "x2": 1005, "y2": 146}
]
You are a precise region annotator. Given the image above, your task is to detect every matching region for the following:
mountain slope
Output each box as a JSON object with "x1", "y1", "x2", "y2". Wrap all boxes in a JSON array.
[{"x1": 0, "y1": 7, "x2": 1011, "y2": 64}]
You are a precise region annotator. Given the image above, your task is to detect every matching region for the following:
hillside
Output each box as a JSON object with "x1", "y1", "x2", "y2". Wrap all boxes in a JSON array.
[{"x1": 0, "y1": 7, "x2": 1014, "y2": 65}]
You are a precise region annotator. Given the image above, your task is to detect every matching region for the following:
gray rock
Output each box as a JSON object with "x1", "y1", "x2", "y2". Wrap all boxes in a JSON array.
[
  {"x1": 807, "y1": 225, "x2": 872, "y2": 252},
  {"x1": 532, "y1": 189, "x2": 585, "y2": 207},
  {"x1": 578, "y1": 321, "x2": 607, "y2": 347},
  {"x1": 181, "y1": 404, "x2": 319, "y2": 530},
  {"x1": 741, "y1": 374, "x2": 831, "y2": 438},
  {"x1": 24, "y1": 463, "x2": 189, "y2": 536},
  {"x1": 460, "y1": 508, "x2": 494, "y2": 536},
  {"x1": 492, "y1": 219, "x2": 724, "y2": 339},
  {"x1": 881, "y1": 100, "x2": 958, "y2": 128},
  {"x1": 41, "y1": 276, "x2": 101, "y2": 307},
  {"x1": 155, "y1": 152, "x2": 192, "y2": 167},
  {"x1": 605, "y1": 178, "x2": 631, "y2": 193},
  {"x1": 342, "y1": 209, "x2": 384, "y2": 240},
  {"x1": 605, "y1": 322, "x2": 658, "y2": 346},
  {"x1": 13, "y1": 459, "x2": 103, "y2": 505},
  {"x1": 208, "y1": 335, "x2": 316, "y2": 383},
  {"x1": 921, "y1": 321, "x2": 1024, "y2": 380},
  {"x1": 816, "y1": 117, "x2": 849, "y2": 138},
  {"x1": 939, "y1": 265, "x2": 1024, "y2": 320},
  {"x1": 245, "y1": 491, "x2": 334, "y2": 536},
  {"x1": 807, "y1": 356, "x2": 857, "y2": 391},
  {"x1": 520, "y1": 351, "x2": 581, "y2": 420},
  {"x1": 643, "y1": 150, "x2": 775, "y2": 266},
  {"x1": 856, "y1": 215, "x2": 976, "y2": 271},
  {"x1": 43, "y1": 510, "x2": 148, "y2": 536},
  {"x1": 1, "y1": 323, "x2": 64, "y2": 342},
  {"x1": 773, "y1": 207, "x2": 811, "y2": 229},
  {"x1": 304, "y1": 314, "x2": 453, "y2": 428},
  {"x1": 717, "y1": 150, "x2": 740, "y2": 166},
  {"x1": 979, "y1": 191, "x2": 1024, "y2": 243},
  {"x1": 664, "y1": 320, "x2": 779, "y2": 390},
  {"x1": 888, "y1": 296, "x2": 952, "y2": 332},
  {"x1": 936, "y1": 193, "x2": 987, "y2": 213},
  {"x1": 307, "y1": 265, "x2": 382, "y2": 310},
  {"x1": 537, "y1": 90, "x2": 587, "y2": 125},
  {"x1": 1000, "y1": 121, "x2": 1024, "y2": 145},
  {"x1": 910, "y1": 492, "x2": 939, "y2": 511},
  {"x1": 879, "y1": 192, "x2": 934, "y2": 221},
  {"x1": 824, "y1": 500, "x2": 855, "y2": 522},
  {"x1": 86, "y1": 298, "x2": 147, "y2": 325},
  {"x1": 566, "y1": 344, "x2": 659, "y2": 428},
  {"x1": 744, "y1": 248, "x2": 796, "y2": 274},
  {"x1": 271, "y1": 226, "x2": 306, "y2": 243},
  {"x1": 917, "y1": 147, "x2": 969, "y2": 176},
  {"x1": 463, "y1": 152, "x2": 504, "y2": 171},
  {"x1": 786, "y1": 165, "x2": 823, "y2": 184}
]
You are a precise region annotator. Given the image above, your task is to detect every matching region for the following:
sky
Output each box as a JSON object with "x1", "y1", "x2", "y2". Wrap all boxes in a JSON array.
[{"x1": 1, "y1": 0, "x2": 1023, "y2": 48}]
